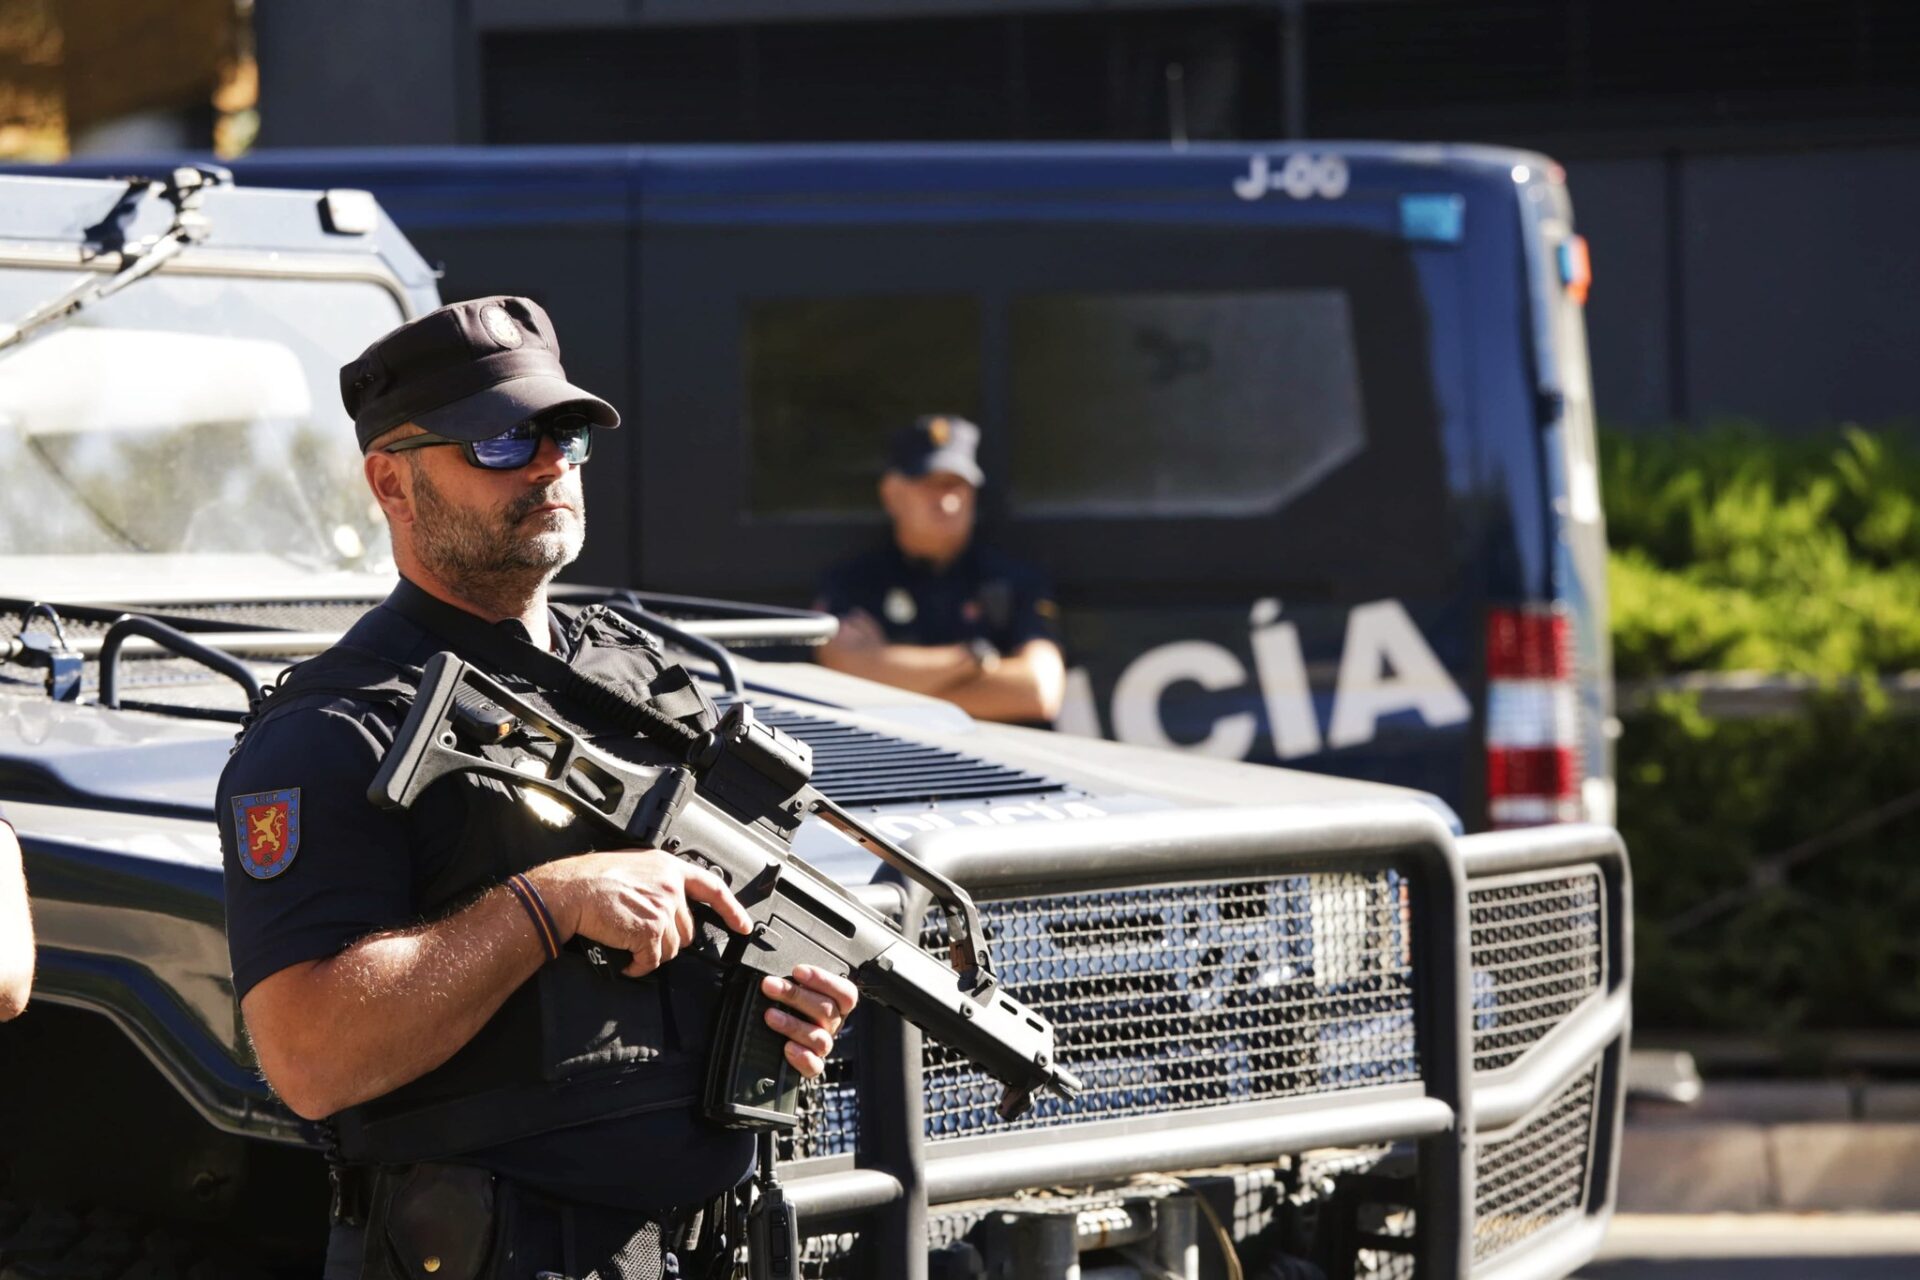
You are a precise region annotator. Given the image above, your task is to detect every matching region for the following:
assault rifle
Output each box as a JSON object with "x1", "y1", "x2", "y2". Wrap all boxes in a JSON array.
[{"x1": 369, "y1": 651, "x2": 1083, "y2": 1131}]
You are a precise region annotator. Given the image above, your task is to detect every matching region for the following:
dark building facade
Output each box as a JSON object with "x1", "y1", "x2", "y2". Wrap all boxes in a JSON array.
[{"x1": 257, "y1": 0, "x2": 1920, "y2": 431}]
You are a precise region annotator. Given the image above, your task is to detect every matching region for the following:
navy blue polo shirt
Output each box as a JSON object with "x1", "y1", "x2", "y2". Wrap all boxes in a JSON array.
[
  {"x1": 218, "y1": 593, "x2": 754, "y2": 1210},
  {"x1": 221, "y1": 602, "x2": 569, "y2": 1002},
  {"x1": 816, "y1": 541, "x2": 1060, "y2": 653}
]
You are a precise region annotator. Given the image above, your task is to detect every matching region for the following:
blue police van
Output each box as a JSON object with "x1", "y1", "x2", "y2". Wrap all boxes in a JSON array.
[{"x1": 145, "y1": 142, "x2": 1609, "y2": 834}]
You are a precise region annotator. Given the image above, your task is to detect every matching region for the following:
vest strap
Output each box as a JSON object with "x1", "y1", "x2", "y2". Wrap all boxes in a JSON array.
[
  {"x1": 332, "y1": 1061, "x2": 704, "y2": 1165},
  {"x1": 384, "y1": 581, "x2": 712, "y2": 749}
]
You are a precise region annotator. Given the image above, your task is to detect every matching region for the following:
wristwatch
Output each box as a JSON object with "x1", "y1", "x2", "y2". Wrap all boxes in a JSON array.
[{"x1": 968, "y1": 638, "x2": 1001, "y2": 674}]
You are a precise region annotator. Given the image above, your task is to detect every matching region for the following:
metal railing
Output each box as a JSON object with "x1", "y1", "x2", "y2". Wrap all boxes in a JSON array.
[
  {"x1": 771, "y1": 811, "x2": 1629, "y2": 1280},
  {"x1": 1461, "y1": 824, "x2": 1632, "y2": 1280},
  {"x1": 778, "y1": 801, "x2": 1471, "y2": 1279}
]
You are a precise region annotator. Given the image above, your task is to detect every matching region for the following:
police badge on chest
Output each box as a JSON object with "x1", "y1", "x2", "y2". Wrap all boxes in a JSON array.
[{"x1": 884, "y1": 587, "x2": 916, "y2": 627}]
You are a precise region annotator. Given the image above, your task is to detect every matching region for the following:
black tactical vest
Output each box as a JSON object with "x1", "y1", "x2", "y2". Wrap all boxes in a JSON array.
[{"x1": 233, "y1": 601, "x2": 727, "y2": 1165}]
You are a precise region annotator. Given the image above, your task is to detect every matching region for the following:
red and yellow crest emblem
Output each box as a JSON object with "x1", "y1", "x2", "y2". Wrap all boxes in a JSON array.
[{"x1": 230, "y1": 788, "x2": 302, "y2": 879}]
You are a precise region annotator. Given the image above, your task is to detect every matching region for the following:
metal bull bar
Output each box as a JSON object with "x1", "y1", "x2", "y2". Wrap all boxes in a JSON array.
[
  {"x1": 778, "y1": 812, "x2": 1630, "y2": 1280},
  {"x1": 1459, "y1": 824, "x2": 1631, "y2": 1280},
  {"x1": 784, "y1": 802, "x2": 1475, "y2": 1280}
]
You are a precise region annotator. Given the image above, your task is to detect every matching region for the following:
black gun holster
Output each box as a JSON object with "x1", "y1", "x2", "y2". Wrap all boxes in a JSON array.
[
  {"x1": 329, "y1": 1163, "x2": 728, "y2": 1280},
  {"x1": 331, "y1": 1163, "x2": 505, "y2": 1280}
]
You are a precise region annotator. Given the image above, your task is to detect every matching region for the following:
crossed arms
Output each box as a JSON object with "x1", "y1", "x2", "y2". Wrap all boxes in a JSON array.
[{"x1": 817, "y1": 610, "x2": 1067, "y2": 724}]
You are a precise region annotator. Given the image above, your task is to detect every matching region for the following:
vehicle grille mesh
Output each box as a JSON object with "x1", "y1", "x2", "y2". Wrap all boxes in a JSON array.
[
  {"x1": 781, "y1": 1023, "x2": 861, "y2": 1162},
  {"x1": 917, "y1": 872, "x2": 1418, "y2": 1141},
  {"x1": 1468, "y1": 868, "x2": 1605, "y2": 1071},
  {"x1": 795, "y1": 1229, "x2": 862, "y2": 1279},
  {"x1": 1472, "y1": 1065, "x2": 1597, "y2": 1262},
  {"x1": 1360, "y1": 1221, "x2": 1417, "y2": 1280}
]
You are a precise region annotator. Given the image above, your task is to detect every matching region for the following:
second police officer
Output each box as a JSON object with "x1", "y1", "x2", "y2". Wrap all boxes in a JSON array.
[
  {"x1": 814, "y1": 415, "x2": 1066, "y2": 727},
  {"x1": 218, "y1": 297, "x2": 857, "y2": 1280}
]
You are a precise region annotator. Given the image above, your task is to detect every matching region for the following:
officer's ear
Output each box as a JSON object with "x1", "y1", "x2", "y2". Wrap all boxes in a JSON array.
[
  {"x1": 363, "y1": 425, "x2": 421, "y2": 526},
  {"x1": 364, "y1": 450, "x2": 414, "y2": 526},
  {"x1": 878, "y1": 472, "x2": 906, "y2": 520}
]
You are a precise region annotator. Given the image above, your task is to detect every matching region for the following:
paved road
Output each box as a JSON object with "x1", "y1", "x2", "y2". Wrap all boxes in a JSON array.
[
  {"x1": 1576, "y1": 1215, "x2": 1920, "y2": 1280},
  {"x1": 1584, "y1": 1259, "x2": 1920, "y2": 1278}
]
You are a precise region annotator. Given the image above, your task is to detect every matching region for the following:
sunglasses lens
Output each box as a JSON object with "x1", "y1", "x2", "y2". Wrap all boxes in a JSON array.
[
  {"x1": 464, "y1": 415, "x2": 593, "y2": 469},
  {"x1": 469, "y1": 427, "x2": 540, "y2": 470},
  {"x1": 549, "y1": 416, "x2": 593, "y2": 463}
]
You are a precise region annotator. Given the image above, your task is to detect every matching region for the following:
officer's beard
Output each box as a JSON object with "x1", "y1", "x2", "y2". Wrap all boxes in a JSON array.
[{"x1": 406, "y1": 459, "x2": 585, "y2": 615}]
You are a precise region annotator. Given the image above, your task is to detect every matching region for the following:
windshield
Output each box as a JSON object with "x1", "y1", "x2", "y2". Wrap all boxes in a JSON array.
[{"x1": 0, "y1": 265, "x2": 404, "y2": 576}]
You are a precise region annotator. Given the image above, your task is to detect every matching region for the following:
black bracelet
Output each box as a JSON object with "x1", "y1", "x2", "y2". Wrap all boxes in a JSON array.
[{"x1": 505, "y1": 873, "x2": 561, "y2": 961}]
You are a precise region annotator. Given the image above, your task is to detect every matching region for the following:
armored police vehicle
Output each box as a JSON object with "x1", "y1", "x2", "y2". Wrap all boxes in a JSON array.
[
  {"x1": 211, "y1": 142, "x2": 1611, "y2": 837},
  {"x1": 0, "y1": 170, "x2": 1628, "y2": 1280}
]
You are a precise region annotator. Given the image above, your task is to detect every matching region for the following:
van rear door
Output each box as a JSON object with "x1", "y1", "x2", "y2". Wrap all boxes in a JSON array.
[{"x1": 634, "y1": 147, "x2": 1495, "y2": 819}]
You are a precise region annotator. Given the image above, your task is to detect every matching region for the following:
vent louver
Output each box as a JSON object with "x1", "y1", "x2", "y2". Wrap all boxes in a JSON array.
[{"x1": 730, "y1": 698, "x2": 1067, "y2": 808}]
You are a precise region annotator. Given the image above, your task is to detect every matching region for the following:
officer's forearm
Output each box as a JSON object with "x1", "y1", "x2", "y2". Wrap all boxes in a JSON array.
[
  {"x1": 0, "y1": 824, "x2": 33, "y2": 1021},
  {"x1": 939, "y1": 641, "x2": 1067, "y2": 724},
  {"x1": 240, "y1": 883, "x2": 552, "y2": 1120},
  {"x1": 816, "y1": 640, "x2": 978, "y2": 695}
]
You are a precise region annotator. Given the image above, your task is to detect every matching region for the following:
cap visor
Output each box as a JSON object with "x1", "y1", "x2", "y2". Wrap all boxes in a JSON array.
[
  {"x1": 916, "y1": 448, "x2": 984, "y2": 487},
  {"x1": 412, "y1": 373, "x2": 620, "y2": 441}
]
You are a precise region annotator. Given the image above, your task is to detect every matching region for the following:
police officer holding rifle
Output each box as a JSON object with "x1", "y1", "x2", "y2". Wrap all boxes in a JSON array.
[{"x1": 218, "y1": 298, "x2": 857, "y2": 1279}]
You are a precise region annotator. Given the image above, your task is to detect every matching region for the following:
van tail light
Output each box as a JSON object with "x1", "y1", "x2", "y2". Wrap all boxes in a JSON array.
[{"x1": 1485, "y1": 605, "x2": 1582, "y2": 828}]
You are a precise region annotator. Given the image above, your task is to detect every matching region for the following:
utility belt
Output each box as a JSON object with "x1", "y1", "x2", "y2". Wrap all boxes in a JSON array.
[{"x1": 329, "y1": 1161, "x2": 740, "y2": 1280}]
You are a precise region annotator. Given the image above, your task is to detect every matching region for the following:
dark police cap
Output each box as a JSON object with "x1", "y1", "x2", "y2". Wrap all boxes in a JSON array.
[
  {"x1": 339, "y1": 296, "x2": 620, "y2": 451},
  {"x1": 887, "y1": 415, "x2": 984, "y2": 487}
]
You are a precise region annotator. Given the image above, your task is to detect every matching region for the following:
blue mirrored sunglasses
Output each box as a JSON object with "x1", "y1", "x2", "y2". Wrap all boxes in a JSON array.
[{"x1": 383, "y1": 411, "x2": 595, "y2": 470}]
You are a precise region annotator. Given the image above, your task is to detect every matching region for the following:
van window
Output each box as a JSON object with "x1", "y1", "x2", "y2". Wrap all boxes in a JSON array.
[
  {"x1": 746, "y1": 294, "x2": 981, "y2": 517},
  {"x1": 642, "y1": 219, "x2": 1451, "y2": 601},
  {"x1": 1009, "y1": 289, "x2": 1366, "y2": 517}
]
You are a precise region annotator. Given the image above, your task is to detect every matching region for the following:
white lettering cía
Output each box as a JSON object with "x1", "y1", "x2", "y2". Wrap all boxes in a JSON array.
[
  {"x1": 1111, "y1": 639, "x2": 1258, "y2": 760},
  {"x1": 1054, "y1": 665, "x2": 1103, "y2": 739},
  {"x1": 1325, "y1": 599, "x2": 1471, "y2": 748},
  {"x1": 1249, "y1": 601, "x2": 1321, "y2": 759},
  {"x1": 1097, "y1": 598, "x2": 1468, "y2": 760}
]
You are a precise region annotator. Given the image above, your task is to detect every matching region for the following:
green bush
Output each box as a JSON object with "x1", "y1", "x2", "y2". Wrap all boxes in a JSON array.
[
  {"x1": 1603, "y1": 423, "x2": 1920, "y2": 573},
  {"x1": 1621, "y1": 689, "x2": 1920, "y2": 1033},
  {"x1": 1603, "y1": 425, "x2": 1920, "y2": 1037},
  {"x1": 1610, "y1": 549, "x2": 1920, "y2": 679},
  {"x1": 1604, "y1": 425, "x2": 1920, "y2": 678}
]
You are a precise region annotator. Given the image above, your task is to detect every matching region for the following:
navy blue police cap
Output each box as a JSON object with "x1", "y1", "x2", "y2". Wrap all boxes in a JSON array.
[
  {"x1": 339, "y1": 295, "x2": 620, "y2": 451},
  {"x1": 887, "y1": 414, "x2": 984, "y2": 487}
]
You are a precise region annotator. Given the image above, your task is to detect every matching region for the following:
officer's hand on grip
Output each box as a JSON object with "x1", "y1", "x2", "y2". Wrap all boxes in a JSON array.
[
  {"x1": 527, "y1": 849, "x2": 752, "y2": 977},
  {"x1": 526, "y1": 853, "x2": 858, "y2": 1078},
  {"x1": 761, "y1": 966, "x2": 859, "y2": 1079}
]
